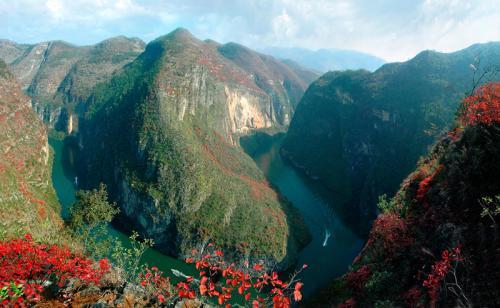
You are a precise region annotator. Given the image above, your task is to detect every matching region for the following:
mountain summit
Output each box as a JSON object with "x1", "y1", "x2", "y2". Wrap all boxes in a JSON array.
[{"x1": 78, "y1": 29, "x2": 314, "y2": 266}]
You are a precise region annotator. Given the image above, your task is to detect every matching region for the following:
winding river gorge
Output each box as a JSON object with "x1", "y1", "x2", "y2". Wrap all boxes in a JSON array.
[
  {"x1": 49, "y1": 137, "x2": 196, "y2": 284},
  {"x1": 243, "y1": 134, "x2": 364, "y2": 297},
  {"x1": 50, "y1": 134, "x2": 364, "y2": 299}
]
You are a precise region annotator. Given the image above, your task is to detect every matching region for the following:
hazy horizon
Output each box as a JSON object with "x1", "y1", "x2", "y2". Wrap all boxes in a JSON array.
[{"x1": 1, "y1": 0, "x2": 499, "y2": 62}]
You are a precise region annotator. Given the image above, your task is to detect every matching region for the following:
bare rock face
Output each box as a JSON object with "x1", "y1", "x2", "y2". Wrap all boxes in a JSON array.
[
  {"x1": 0, "y1": 60, "x2": 65, "y2": 243},
  {"x1": 78, "y1": 28, "x2": 313, "y2": 267},
  {"x1": 0, "y1": 37, "x2": 146, "y2": 128}
]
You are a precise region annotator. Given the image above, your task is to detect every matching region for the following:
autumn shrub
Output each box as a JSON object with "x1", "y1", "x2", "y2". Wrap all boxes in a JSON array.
[
  {"x1": 423, "y1": 246, "x2": 463, "y2": 305},
  {"x1": 138, "y1": 266, "x2": 172, "y2": 305},
  {"x1": 345, "y1": 265, "x2": 371, "y2": 291},
  {"x1": 0, "y1": 234, "x2": 110, "y2": 305},
  {"x1": 416, "y1": 165, "x2": 443, "y2": 207},
  {"x1": 459, "y1": 82, "x2": 499, "y2": 126},
  {"x1": 145, "y1": 243, "x2": 308, "y2": 307},
  {"x1": 370, "y1": 213, "x2": 413, "y2": 257}
]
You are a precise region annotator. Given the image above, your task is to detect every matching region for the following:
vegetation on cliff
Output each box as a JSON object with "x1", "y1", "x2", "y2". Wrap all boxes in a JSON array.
[
  {"x1": 0, "y1": 60, "x2": 69, "y2": 245},
  {"x1": 79, "y1": 28, "x2": 311, "y2": 266},
  {"x1": 282, "y1": 42, "x2": 500, "y2": 233},
  {"x1": 312, "y1": 82, "x2": 500, "y2": 307}
]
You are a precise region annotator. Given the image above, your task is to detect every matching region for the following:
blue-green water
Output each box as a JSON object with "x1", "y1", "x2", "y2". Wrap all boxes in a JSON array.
[
  {"x1": 245, "y1": 134, "x2": 364, "y2": 297},
  {"x1": 49, "y1": 137, "x2": 195, "y2": 284},
  {"x1": 50, "y1": 134, "x2": 364, "y2": 300}
]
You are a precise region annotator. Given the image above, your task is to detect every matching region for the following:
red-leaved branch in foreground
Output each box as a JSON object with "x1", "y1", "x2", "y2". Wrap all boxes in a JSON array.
[
  {"x1": 0, "y1": 234, "x2": 109, "y2": 305},
  {"x1": 460, "y1": 82, "x2": 500, "y2": 127}
]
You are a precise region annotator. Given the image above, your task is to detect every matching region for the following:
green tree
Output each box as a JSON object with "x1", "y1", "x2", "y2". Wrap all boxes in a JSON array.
[
  {"x1": 68, "y1": 183, "x2": 119, "y2": 257},
  {"x1": 377, "y1": 194, "x2": 397, "y2": 214}
]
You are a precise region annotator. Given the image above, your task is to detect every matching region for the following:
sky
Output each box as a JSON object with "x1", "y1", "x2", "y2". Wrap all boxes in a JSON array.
[{"x1": 0, "y1": 0, "x2": 499, "y2": 62}]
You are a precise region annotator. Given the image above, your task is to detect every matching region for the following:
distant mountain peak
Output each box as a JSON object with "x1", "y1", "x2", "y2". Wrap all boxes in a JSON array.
[
  {"x1": 168, "y1": 27, "x2": 196, "y2": 41},
  {"x1": 262, "y1": 46, "x2": 385, "y2": 72}
]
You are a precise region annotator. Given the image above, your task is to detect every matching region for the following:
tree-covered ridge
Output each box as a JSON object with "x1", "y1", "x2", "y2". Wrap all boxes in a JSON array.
[
  {"x1": 79, "y1": 29, "x2": 310, "y2": 267},
  {"x1": 0, "y1": 60, "x2": 69, "y2": 245},
  {"x1": 311, "y1": 82, "x2": 500, "y2": 307},
  {"x1": 282, "y1": 42, "x2": 500, "y2": 232}
]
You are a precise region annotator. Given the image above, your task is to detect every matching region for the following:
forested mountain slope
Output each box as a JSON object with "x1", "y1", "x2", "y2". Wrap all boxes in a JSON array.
[
  {"x1": 78, "y1": 28, "x2": 313, "y2": 266},
  {"x1": 0, "y1": 59, "x2": 67, "y2": 244},
  {"x1": 282, "y1": 42, "x2": 500, "y2": 231},
  {"x1": 310, "y1": 82, "x2": 500, "y2": 307}
]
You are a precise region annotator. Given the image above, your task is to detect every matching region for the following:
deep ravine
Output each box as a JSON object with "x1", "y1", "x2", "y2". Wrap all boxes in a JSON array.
[
  {"x1": 50, "y1": 134, "x2": 365, "y2": 299},
  {"x1": 242, "y1": 133, "x2": 364, "y2": 298},
  {"x1": 49, "y1": 137, "x2": 196, "y2": 284}
]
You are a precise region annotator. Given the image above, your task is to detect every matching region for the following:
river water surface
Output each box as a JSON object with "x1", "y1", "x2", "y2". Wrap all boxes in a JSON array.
[
  {"x1": 49, "y1": 137, "x2": 196, "y2": 284},
  {"x1": 50, "y1": 134, "x2": 364, "y2": 299},
  {"x1": 244, "y1": 134, "x2": 364, "y2": 297}
]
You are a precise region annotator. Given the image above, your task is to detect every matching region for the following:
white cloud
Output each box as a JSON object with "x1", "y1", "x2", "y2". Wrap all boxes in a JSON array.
[
  {"x1": 0, "y1": 0, "x2": 498, "y2": 61},
  {"x1": 45, "y1": 0, "x2": 64, "y2": 21}
]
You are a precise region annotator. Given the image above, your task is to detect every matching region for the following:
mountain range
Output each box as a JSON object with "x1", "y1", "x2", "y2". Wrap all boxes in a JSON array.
[
  {"x1": 262, "y1": 47, "x2": 386, "y2": 72},
  {"x1": 74, "y1": 28, "x2": 316, "y2": 266},
  {"x1": 0, "y1": 27, "x2": 499, "y2": 307},
  {"x1": 281, "y1": 42, "x2": 500, "y2": 233}
]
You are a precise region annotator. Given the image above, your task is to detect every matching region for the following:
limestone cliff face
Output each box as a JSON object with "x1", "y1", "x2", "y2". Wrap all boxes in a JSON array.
[
  {"x1": 151, "y1": 29, "x2": 315, "y2": 143},
  {"x1": 0, "y1": 37, "x2": 145, "y2": 128},
  {"x1": 0, "y1": 60, "x2": 64, "y2": 242},
  {"x1": 79, "y1": 28, "x2": 312, "y2": 266},
  {"x1": 224, "y1": 86, "x2": 273, "y2": 134}
]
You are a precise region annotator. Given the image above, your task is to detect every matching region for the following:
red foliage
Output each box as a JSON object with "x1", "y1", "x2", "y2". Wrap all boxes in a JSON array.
[
  {"x1": 0, "y1": 235, "x2": 109, "y2": 305},
  {"x1": 176, "y1": 245, "x2": 307, "y2": 307},
  {"x1": 370, "y1": 213, "x2": 413, "y2": 256},
  {"x1": 416, "y1": 165, "x2": 444, "y2": 207},
  {"x1": 460, "y1": 82, "x2": 500, "y2": 126},
  {"x1": 345, "y1": 266, "x2": 371, "y2": 291},
  {"x1": 339, "y1": 297, "x2": 357, "y2": 308},
  {"x1": 423, "y1": 246, "x2": 463, "y2": 304},
  {"x1": 138, "y1": 266, "x2": 171, "y2": 303}
]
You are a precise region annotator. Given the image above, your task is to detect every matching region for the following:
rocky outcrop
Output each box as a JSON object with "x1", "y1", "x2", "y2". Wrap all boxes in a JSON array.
[
  {"x1": 0, "y1": 59, "x2": 65, "y2": 243},
  {"x1": 281, "y1": 42, "x2": 500, "y2": 233},
  {"x1": 0, "y1": 37, "x2": 146, "y2": 128},
  {"x1": 78, "y1": 28, "x2": 313, "y2": 267}
]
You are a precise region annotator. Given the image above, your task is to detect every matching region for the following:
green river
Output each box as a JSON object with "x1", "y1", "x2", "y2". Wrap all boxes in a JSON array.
[{"x1": 49, "y1": 134, "x2": 364, "y2": 299}]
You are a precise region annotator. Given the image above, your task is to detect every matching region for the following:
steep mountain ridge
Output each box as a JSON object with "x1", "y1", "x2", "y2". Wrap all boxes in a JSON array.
[
  {"x1": 78, "y1": 28, "x2": 312, "y2": 266},
  {"x1": 0, "y1": 37, "x2": 146, "y2": 126},
  {"x1": 311, "y1": 83, "x2": 499, "y2": 306},
  {"x1": 282, "y1": 42, "x2": 500, "y2": 232},
  {"x1": 0, "y1": 59, "x2": 67, "y2": 244}
]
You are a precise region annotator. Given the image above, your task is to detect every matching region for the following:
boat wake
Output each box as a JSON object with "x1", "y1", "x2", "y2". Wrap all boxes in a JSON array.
[
  {"x1": 171, "y1": 268, "x2": 198, "y2": 282},
  {"x1": 322, "y1": 228, "x2": 331, "y2": 247}
]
